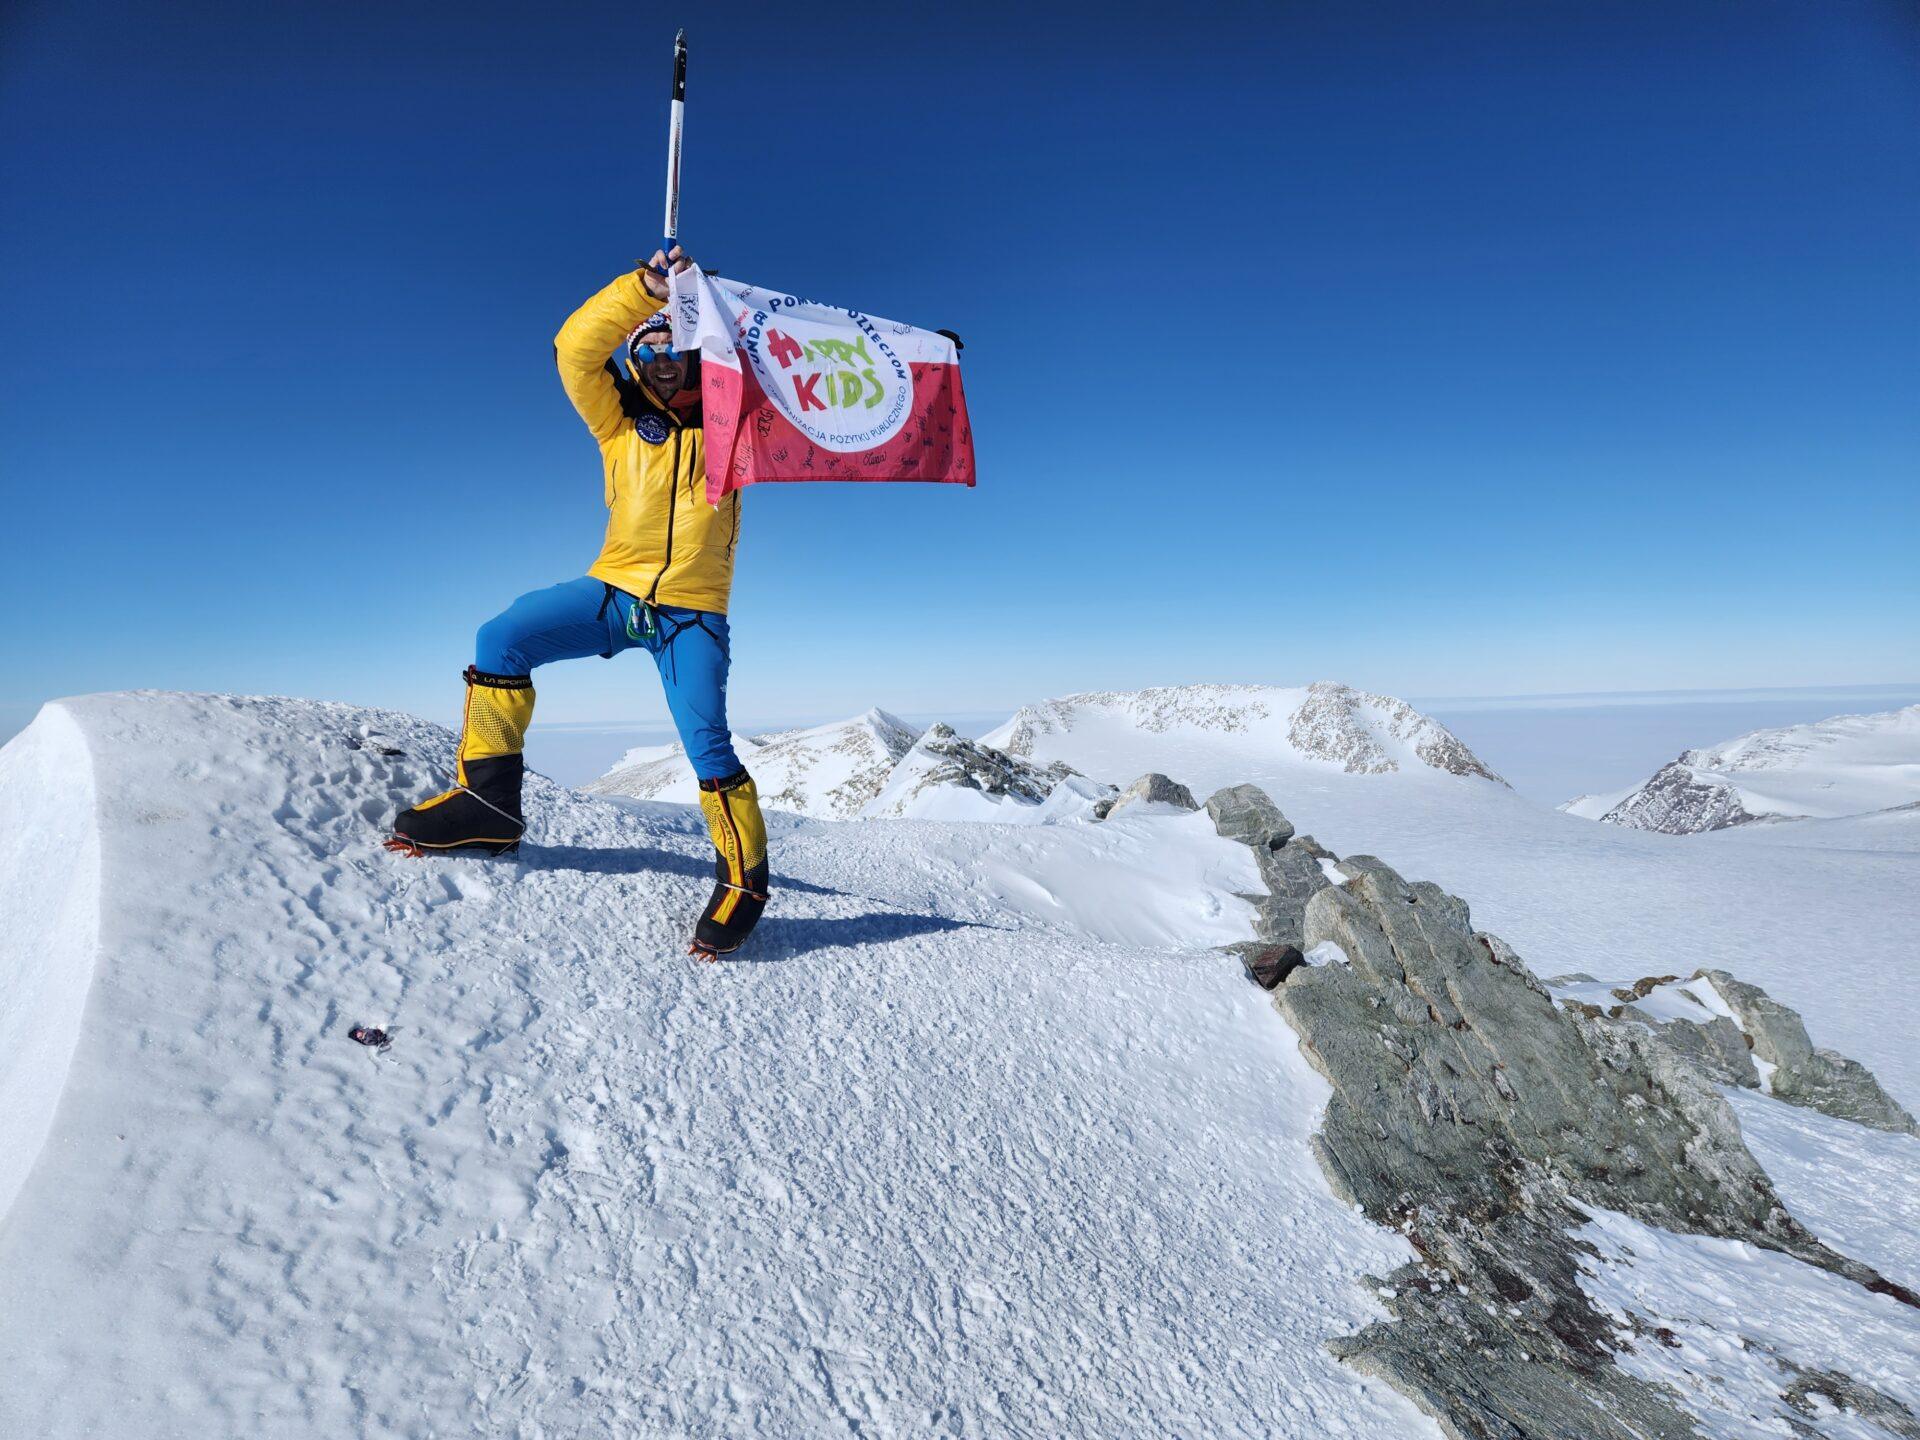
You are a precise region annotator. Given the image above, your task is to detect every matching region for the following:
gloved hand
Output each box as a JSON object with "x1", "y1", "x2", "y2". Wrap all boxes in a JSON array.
[{"x1": 640, "y1": 243, "x2": 693, "y2": 300}]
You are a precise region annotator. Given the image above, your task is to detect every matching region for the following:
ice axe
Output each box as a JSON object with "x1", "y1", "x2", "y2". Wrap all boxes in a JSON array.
[{"x1": 651, "y1": 28, "x2": 687, "y2": 277}]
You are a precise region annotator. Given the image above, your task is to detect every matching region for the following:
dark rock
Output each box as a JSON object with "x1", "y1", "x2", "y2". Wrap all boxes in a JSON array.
[{"x1": 1226, "y1": 942, "x2": 1306, "y2": 991}]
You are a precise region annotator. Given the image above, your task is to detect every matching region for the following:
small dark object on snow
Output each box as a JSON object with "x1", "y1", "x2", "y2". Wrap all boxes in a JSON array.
[
  {"x1": 349, "y1": 1025, "x2": 392, "y2": 1049},
  {"x1": 345, "y1": 736, "x2": 406, "y2": 757},
  {"x1": 1243, "y1": 944, "x2": 1306, "y2": 991}
]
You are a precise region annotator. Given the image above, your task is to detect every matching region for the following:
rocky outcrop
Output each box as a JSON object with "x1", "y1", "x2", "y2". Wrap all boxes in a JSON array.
[
  {"x1": 1598, "y1": 759, "x2": 1760, "y2": 834},
  {"x1": 1202, "y1": 785, "x2": 1333, "y2": 945},
  {"x1": 1550, "y1": 969, "x2": 1917, "y2": 1134},
  {"x1": 1697, "y1": 969, "x2": 1918, "y2": 1135},
  {"x1": 1283, "y1": 864, "x2": 1917, "y2": 1436},
  {"x1": 1202, "y1": 786, "x2": 1337, "y2": 993},
  {"x1": 1202, "y1": 792, "x2": 1919, "y2": 1438},
  {"x1": 1099, "y1": 772, "x2": 1198, "y2": 820},
  {"x1": 865, "y1": 723, "x2": 1093, "y2": 818},
  {"x1": 1288, "y1": 681, "x2": 1506, "y2": 783}
]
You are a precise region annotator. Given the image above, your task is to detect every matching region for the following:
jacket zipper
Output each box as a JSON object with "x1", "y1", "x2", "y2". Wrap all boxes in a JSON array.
[{"x1": 646, "y1": 427, "x2": 682, "y2": 603}]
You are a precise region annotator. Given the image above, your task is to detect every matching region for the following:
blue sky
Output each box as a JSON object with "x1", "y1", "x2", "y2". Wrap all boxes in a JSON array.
[{"x1": 3, "y1": 0, "x2": 1916, "y2": 744}]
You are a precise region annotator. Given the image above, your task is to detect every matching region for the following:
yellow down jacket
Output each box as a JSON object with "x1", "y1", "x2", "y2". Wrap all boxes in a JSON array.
[{"x1": 555, "y1": 271, "x2": 741, "y2": 613}]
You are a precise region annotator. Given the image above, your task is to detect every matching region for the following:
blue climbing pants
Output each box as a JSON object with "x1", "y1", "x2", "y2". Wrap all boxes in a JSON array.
[{"x1": 475, "y1": 576, "x2": 741, "y2": 782}]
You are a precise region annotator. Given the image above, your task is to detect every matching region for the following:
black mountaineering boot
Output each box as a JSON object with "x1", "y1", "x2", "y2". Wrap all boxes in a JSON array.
[
  {"x1": 386, "y1": 668, "x2": 531, "y2": 857},
  {"x1": 690, "y1": 770, "x2": 770, "y2": 959}
]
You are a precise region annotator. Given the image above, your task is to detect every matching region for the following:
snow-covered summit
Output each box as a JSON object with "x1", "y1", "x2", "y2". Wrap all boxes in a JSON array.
[
  {"x1": 587, "y1": 706, "x2": 920, "y2": 819},
  {"x1": 982, "y1": 682, "x2": 1505, "y2": 789},
  {"x1": 0, "y1": 691, "x2": 1443, "y2": 1437},
  {"x1": 1564, "y1": 704, "x2": 1920, "y2": 834}
]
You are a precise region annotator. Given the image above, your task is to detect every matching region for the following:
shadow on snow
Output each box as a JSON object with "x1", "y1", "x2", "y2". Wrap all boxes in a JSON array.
[{"x1": 515, "y1": 845, "x2": 988, "y2": 960}]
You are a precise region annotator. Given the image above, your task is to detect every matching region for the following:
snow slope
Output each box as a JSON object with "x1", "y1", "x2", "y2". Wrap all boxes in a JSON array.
[
  {"x1": 0, "y1": 693, "x2": 1436, "y2": 1439},
  {"x1": 587, "y1": 708, "x2": 920, "y2": 820},
  {"x1": 984, "y1": 681, "x2": 1505, "y2": 787},
  {"x1": 1565, "y1": 704, "x2": 1920, "y2": 833}
]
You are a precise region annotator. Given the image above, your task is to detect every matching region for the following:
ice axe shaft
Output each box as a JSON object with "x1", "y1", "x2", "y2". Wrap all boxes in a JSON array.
[{"x1": 655, "y1": 29, "x2": 687, "y2": 272}]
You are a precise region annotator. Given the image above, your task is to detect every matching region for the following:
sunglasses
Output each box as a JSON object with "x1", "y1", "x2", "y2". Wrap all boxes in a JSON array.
[{"x1": 634, "y1": 342, "x2": 682, "y2": 364}]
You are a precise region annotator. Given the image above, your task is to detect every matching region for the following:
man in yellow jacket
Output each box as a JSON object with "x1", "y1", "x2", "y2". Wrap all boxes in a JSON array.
[{"x1": 388, "y1": 246, "x2": 769, "y2": 959}]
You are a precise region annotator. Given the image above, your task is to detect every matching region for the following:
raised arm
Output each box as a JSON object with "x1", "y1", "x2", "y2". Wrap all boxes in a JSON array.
[{"x1": 553, "y1": 247, "x2": 692, "y2": 443}]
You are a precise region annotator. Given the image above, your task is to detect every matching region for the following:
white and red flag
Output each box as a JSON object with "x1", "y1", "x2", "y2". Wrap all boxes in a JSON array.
[{"x1": 669, "y1": 267, "x2": 975, "y2": 505}]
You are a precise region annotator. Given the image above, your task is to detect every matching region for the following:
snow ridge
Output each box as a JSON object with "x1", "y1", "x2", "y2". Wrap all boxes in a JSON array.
[
  {"x1": 985, "y1": 681, "x2": 1505, "y2": 784},
  {"x1": 593, "y1": 683, "x2": 1504, "y2": 825}
]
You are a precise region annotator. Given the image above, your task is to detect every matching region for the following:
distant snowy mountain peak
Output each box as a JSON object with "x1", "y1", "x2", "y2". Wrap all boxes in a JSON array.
[
  {"x1": 982, "y1": 682, "x2": 1505, "y2": 788},
  {"x1": 591, "y1": 685, "x2": 1501, "y2": 825},
  {"x1": 1571, "y1": 705, "x2": 1920, "y2": 835},
  {"x1": 587, "y1": 708, "x2": 921, "y2": 820}
]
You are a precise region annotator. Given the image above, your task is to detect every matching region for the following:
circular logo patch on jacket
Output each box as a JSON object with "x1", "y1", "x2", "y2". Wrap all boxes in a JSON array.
[{"x1": 635, "y1": 415, "x2": 670, "y2": 445}]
